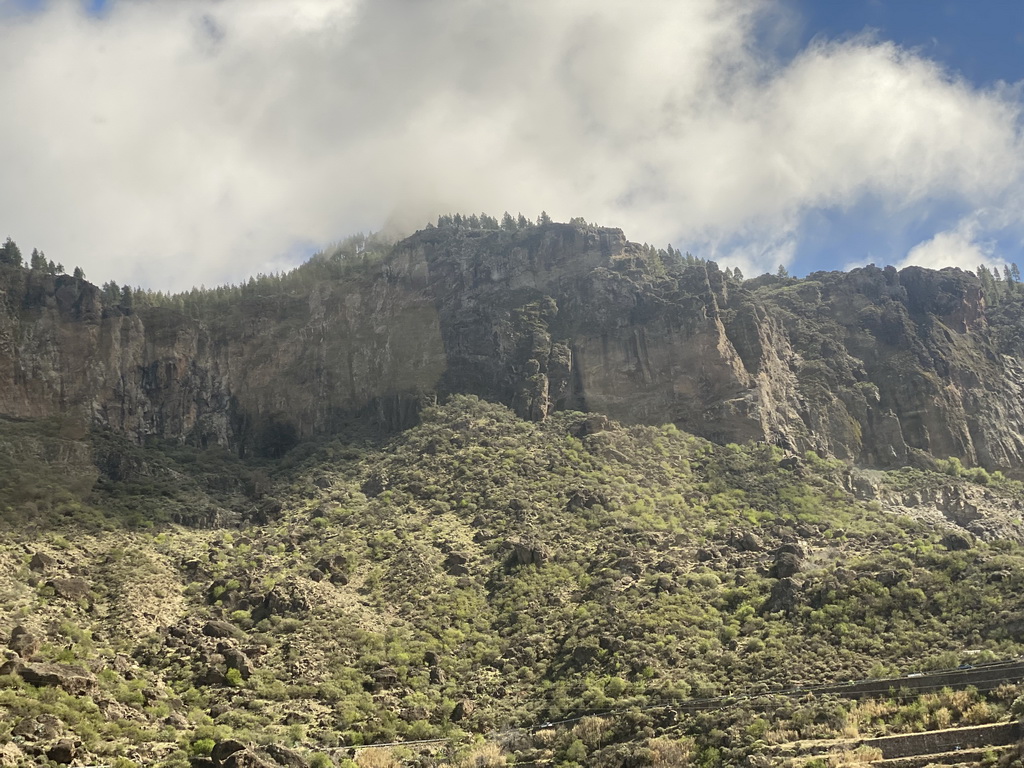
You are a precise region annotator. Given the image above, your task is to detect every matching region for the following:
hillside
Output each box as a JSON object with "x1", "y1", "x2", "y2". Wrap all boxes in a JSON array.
[
  {"x1": 1, "y1": 395, "x2": 1024, "y2": 766},
  {"x1": 2, "y1": 220, "x2": 1024, "y2": 767}
]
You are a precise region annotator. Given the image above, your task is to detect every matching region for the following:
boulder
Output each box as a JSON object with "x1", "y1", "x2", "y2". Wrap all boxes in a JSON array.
[
  {"x1": 18, "y1": 662, "x2": 97, "y2": 695},
  {"x1": 263, "y1": 744, "x2": 309, "y2": 767},
  {"x1": 223, "y1": 749, "x2": 276, "y2": 768},
  {"x1": 46, "y1": 577, "x2": 91, "y2": 601},
  {"x1": 369, "y1": 665, "x2": 399, "y2": 691},
  {"x1": 778, "y1": 455, "x2": 803, "y2": 471},
  {"x1": 202, "y1": 620, "x2": 242, "y2": 639},
  {"x1": 761, "y1": 578, "x2": 802, "y2": 616},
  {"x1": 251, "y1": 585, "x2": 310, "y2": 623},
  {"x1": 196, "y1": 665, "x2": 229, "y2": 686},
  {"x1": 736, "y1": 531, "x2": 763, "y2": 552},
  {"x1": 8, "y1": 625, "x2": 40, "y2": 660},
  {"x1": 444, "y1": 551, "x2": 470, "y2": 576},
  {"x1": 566, "y1": 488, "x2": 604, "y2": 511},
  {"x1": 451, "y1": 698, "x2": 475, "y2": 721},
  {"x1": 28, "y1": 551, "x2": 56, "y2": 573},
  {"x1": 12, "y1": 713, "x2": 62, "y2": 740},
  {"x1": 46, "y1": 740, "x2": 76, "y2": 765},
  {"x1": 211, "y1": 739, "x2": 247, "y2": 764},
  {"x1": 221, "y1": 646, "x2": 255, "y2": 680},
  {"x1": 776, "y1": 542, "x2": 806, "y2": 558},
  {"x1": 771, "y1": 552, "x2": 803, "y2": 579},
  {"x1": 506, "y1": 539, "x2": 549, "y2": 568},
  {"x1": 314, "y1": 555, "x2": 349, "y2": 584},
  {"x1": 112, "y1": 653, "x2": 136, "y2": 679},
  {"x1": 942, "y1": 531, "x2": 974, "y2": 551}
]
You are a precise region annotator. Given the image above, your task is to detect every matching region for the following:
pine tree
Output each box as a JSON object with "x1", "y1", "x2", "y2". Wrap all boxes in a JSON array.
[
  {"x1": 30, "y1": 248, "x2": 46, "y2": 270},
  {"x1": 977, "y1": 264, "x2": 995, "y2": 294},
  {"x1": 73, "y1": 266, "x2": 85, "y2": 280},
  {"x1": 0, "y1": 237, "x2": 22, "y2": 267},
  {"x1": 501, "y1": 212, "x2": 516, "y2": 231}
]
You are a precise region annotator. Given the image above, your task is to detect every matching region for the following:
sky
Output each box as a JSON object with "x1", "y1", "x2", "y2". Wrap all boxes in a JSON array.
[{"x1": 0, "y1": 0, "x2": 1022, "y2": 290}]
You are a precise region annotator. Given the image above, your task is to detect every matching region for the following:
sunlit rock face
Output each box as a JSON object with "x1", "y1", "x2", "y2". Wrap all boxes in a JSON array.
[{"x1": 1, "y1": 221, "x2": 1022, "y2": 469}]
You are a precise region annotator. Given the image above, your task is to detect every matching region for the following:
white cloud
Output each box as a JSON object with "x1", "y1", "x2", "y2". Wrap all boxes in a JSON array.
[
  {"x1": 0, "y1": 0, "x2": 1022, "y2": 289},
  {"x1": 901, "y1": 217, "x2": 997, "y2": 271}
]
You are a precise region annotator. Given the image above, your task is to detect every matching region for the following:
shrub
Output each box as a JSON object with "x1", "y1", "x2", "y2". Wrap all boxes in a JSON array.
[{"x1": 190, "y1": 738, "x2": 216, "y2": 756}]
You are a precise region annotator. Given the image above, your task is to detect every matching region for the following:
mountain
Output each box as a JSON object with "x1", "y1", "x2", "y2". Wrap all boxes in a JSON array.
[
  {"x1": 2, "y1": 220, "x2": 1024, "y2": 768},
  {"x1": 2, "y1": 220, "x2": 1024, "y2": 470}
]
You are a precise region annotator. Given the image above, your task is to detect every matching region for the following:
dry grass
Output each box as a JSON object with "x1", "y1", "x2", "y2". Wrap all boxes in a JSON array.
[
  {"x1": 356, "y1": 747, "x2": 400, "y2": 768},
  {"x1": 455, "y1": 741, "x2": 507, "y2": 767},
  {"x1": 828, "y1": 745, "x2": 883, "y2": 766},
  {"x1": 648, "y1": 736, "x2": 694, "y2": 767},
  {"x1": 571, "y1": 716, "x2": 608, "y2": 749}
]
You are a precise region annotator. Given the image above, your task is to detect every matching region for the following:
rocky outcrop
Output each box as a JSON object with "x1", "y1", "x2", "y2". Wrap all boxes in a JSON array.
[
  {"x1": 850, "y1": 468, "x2": 1024, "y2": 541},
  {"x1": 2, "y1": 661, "x2": 98, "y2": 696},
  {"x1": 1, "y1": 221, "x2": 1023, "y2": 470}
]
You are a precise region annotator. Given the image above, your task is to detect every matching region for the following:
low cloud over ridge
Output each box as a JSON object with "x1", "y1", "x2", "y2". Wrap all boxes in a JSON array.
[{"x1": 0, "y1": 0, "x2": 1022, "y2": 289}]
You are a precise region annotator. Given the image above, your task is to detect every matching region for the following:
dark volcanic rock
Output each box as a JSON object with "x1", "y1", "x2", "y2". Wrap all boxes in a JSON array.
[
  {"x1": 263, "y1": 745, "x2": 308, "y2": 768},
  {"x1": 762, "y1": 578, "x2": 802, "y2": 616},
  {"x1": 46, "y1": 740, "x2": 75, "y2": 765},
  {"x1": 46, "y1": 577, "x2": 91, "y2": 601},
  {"x1": 771, "y1": 552, "x2": 804, "y2": 579},
  {"x1": 12, "y1": 713, "x2": 62, "y2": 740},
  {"x1": 8, "y1": 626, "x2": 40, "y2": 660},
  {"x1": 28, "y1": 551, "x2": 55, "y2": 573},
  {"x1": 211, "y1": 739, "x2": 247, "y2": 764},
  {"x1": 735, "y1": 531, "x2": 763, "y2": 552},
  {"x1": 222, "y1": 749, "x2": 276, "y2": 768},
  {"x1": 221, "y1": 646, "x2": 255, "y2": 680},
  {"x1": 452, "y1": 698, "x2": 476, "y2": 721},
  {"x1": 202, "y1": 620, "x2": 242, "y2": 639},
  {"x1": 942, "y1": 531, "x2": 974, "y2": 551},
  {"x1": 506, "y1": 538, "x2": 549, "y2": 568},
  {"x1": 18, "y1": 662, "x2": 97, "y2": 695}
]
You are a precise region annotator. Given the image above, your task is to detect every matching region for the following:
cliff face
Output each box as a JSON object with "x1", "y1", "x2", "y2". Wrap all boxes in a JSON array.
[{"x1": 1, "y1": 222, "x2": 1023, "y2": 469}]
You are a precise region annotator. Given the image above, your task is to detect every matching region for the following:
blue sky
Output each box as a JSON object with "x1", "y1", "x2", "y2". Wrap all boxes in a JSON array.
[
  {"x1": 0, "y1": 0, "x2": 1022, "y2": 288},
  {"x1": 791, "y1": 0, "x2": 1024, "y2": 89},
  {"x1": 780, "y1": 0, "x2": 1024, "y2": 275}
]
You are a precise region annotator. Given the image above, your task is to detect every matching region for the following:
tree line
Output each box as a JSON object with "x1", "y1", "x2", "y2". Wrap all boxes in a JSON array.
[
  {"x1": 0, "y1": 236, "x2": 81, "y2": 279},
  {"x1": 976, "y1": 262, "x2": 1022, "y2": 305}
]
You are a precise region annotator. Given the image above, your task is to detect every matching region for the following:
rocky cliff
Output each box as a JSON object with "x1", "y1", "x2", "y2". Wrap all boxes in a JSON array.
[{"x1": 1, "y1": 221, "x2": 1022, "y2": 470}]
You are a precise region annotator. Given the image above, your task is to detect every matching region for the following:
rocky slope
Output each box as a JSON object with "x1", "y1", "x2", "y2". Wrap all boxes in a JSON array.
[
  {"x1": 1, "y1": 221, "x2": 1023, "y2": 472},
  {"x1": 4, "y1": 397, "x2": 1024, "y2": 768}
]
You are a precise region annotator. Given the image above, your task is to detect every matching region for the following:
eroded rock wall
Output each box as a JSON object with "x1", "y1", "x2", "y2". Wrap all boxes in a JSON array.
[{"x1": 1, "y1": 223, "x2": 1023, "y2": 469}]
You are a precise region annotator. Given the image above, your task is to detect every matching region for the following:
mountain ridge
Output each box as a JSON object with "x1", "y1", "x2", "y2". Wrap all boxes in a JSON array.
[{"x1": 1, "y1": 219, "x2": 1022, "y2": 472}]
